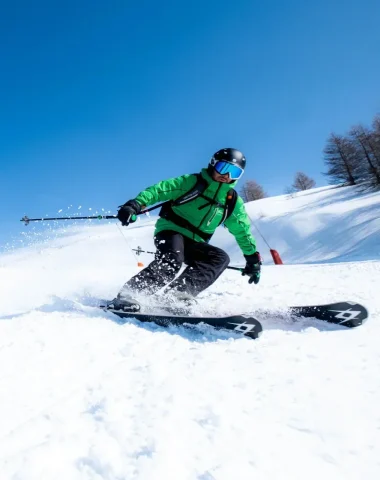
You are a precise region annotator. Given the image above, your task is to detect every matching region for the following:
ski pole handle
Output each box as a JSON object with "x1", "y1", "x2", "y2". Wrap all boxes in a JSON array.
[{"x1": 122, "y1": 213, "x2": 137, "y2": 226}]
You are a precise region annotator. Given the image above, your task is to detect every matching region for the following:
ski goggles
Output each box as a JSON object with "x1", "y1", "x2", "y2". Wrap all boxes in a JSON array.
[{"x1": 210, "y1": 159, "x2": 244, "y2": 180}]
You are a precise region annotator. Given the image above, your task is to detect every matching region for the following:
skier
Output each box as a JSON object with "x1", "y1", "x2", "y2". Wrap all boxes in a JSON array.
[{"x1": 109, "y1": 148, "x2": 262, "y2": 312}]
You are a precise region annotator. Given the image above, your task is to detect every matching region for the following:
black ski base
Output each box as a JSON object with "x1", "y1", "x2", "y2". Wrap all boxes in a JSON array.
[{"x1": 101, "y1": 307, "x2": 263, "y2": 340}]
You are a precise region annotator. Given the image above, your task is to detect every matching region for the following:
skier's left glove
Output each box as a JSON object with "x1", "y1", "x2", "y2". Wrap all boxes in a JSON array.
[
  {"x1": 242, "y1": 252, "x2": 262, "y2": 285},
  {"x1": 117, "y1": 200, "x2": 141, "y2": 226}
]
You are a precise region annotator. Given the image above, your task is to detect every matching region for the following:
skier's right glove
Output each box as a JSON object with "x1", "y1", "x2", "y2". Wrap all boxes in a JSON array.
[
  {"x1": 117, "y1": 200, "x2": 141, "y2": 226},
  {"x1": 242, "y1": 252, "x2": 262, "y2": 285}
]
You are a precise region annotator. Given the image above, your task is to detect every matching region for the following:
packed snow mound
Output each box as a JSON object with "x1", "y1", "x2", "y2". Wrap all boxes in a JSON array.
[{"x1": 217, "y1": 184, "x2": 380, "y2": 265}]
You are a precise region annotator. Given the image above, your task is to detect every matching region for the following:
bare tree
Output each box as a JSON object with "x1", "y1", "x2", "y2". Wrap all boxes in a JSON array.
[
  {"x1": 290, "y1": 171, "x2": 316, "y2": 192},
  {"x1": 240, "y1": 180, "x2": 267, "y2": 202},
  {"x1": 284, "y1": 185, "x2": 296, "y2": 195},
  {"x1": 323, "y1": 133, "x2": 360, "y2": 185},
  {"x1": 371, "y1": 115, "x2": 380, "y2": 167},
  {"x1": 349, "y1": 124, "x2": 380, "y2": 186}
]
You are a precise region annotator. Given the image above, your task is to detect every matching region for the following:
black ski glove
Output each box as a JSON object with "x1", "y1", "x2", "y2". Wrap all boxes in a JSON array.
[
  {"x1": 242, "y1": 252, "x2": 262, "y2": 285},
  {"x1": 117, "y1": 200, "x2": 141, "y2": 226}
]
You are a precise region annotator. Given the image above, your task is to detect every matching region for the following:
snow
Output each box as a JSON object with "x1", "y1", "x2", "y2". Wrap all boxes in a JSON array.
[
  {"x1": 217, "y1": 184, "x2": 380, "y2": 265},
  {"x1": 0, "y1": 184, "x2": 380, "y2": 479}
]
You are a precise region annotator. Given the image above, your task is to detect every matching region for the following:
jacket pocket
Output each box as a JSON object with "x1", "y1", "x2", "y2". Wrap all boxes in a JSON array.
[{"x1": 206, "y1": 207, "x2": 223, "y2": 227}]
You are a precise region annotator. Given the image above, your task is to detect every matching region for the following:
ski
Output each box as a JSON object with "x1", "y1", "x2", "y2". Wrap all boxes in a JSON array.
[
  {"x1": 99, "y1": 300, "x2": 368, "y2": 340},
  {"x1": 289, "y1": 301, "x2": 368, "y2": 328},
  {"x1": 101, "y1": 307, "x2": 263, "y2": 340}
]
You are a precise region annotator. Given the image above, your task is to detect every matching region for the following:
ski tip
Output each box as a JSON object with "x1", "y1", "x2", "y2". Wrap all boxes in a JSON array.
[{"x1": 290, "y1": 301, "x2": 369, "y2": 328}]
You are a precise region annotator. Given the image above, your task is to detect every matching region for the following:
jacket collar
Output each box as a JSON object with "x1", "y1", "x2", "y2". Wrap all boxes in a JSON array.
[{"x1": 200, "y1": 168, "x2": 237, "y2": 191}]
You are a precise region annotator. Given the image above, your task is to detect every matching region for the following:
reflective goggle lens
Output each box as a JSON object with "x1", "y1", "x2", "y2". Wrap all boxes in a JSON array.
[{"x1": 213, "y1": 160, "x2": 244, "y2": 179}]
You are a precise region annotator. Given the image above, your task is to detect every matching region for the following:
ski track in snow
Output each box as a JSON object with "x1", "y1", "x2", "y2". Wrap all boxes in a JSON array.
[{"x1": 0, "y1": 185, "x2": 380, "y2": 479}]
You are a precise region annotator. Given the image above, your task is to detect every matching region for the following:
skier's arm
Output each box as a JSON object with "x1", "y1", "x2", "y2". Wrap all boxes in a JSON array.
[
  {"x1": 224, "y1": 197, "x2": 257, "y2": 256},
  {"x1": 134, "y1": 174, "x2": 197, "y2": 208},
  {"x1": 117, "y1": 175, "x2": 197, "y2": 226}
]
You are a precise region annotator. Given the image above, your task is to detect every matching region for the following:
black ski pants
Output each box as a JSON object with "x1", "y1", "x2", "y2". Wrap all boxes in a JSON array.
[{"x1": 124, "y1": 230, "x2": 230, "y2": 296}]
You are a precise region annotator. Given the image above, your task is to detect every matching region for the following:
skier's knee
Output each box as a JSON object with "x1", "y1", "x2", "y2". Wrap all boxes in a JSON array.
[
  {"x1": 221, "y1": 251, "x2": 230, "y2": 269},
  {"x1": 213, "y1": 248, "x2": 230, "y2": 269}
]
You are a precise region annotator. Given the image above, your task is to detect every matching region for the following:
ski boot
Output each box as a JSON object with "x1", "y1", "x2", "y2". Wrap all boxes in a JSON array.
[
  {"x1": 162, "y1": 290, "x2": 198, "y2": 315},
  {"x1": 105, "y1": 295, "x2": 141, "y2": 313}
]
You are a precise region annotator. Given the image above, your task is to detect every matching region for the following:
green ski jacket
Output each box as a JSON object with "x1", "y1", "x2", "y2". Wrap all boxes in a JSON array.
[{"x1": 134, "y1": 168, "x2": 257, "y2": 256}]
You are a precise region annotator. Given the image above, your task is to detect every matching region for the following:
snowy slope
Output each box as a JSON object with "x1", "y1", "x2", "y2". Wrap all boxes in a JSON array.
[
  {"x1": 0, "y1": 185, "x2": 380, "y2": 480},
  {"x1": 215, "y1": 184, "x2": 380, "y2": 265}
]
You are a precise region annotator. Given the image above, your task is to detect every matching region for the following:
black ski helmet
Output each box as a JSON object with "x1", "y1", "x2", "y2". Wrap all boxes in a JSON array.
[{"x1": 209, "y1": 148, "x2": 246, "y2": 172}]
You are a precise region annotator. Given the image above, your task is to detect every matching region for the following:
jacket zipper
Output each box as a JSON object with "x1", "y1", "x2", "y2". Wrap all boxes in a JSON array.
[{"x1": 207, "y1": 209, "x2": 218, "y2": 226}]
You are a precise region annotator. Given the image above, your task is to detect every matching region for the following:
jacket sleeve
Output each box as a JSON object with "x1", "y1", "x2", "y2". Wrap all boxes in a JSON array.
[
  {"x1": 134, "y1": 174, "x2": 197, "y2": 208},
  {"x1": 224, "y1": 196, "x2": 257, "y2": 256}
]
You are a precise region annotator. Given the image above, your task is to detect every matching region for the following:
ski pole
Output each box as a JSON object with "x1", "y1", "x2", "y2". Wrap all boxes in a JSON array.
[
  {"x1": 132, "y1": 247, "x2": 156, "y2": 255},
  {"x1": 226, "y1": 266, "x2": 244, "y2": 272},
  {"x1": 20, "y1": 214, "x2": 118, "y2": 226},
  {"x1": 246, "y1": 213, "x2": 283, "y2": 265},
  {"x1": 116, "y1": 224, "x2": 144, "y2": 267},
  {"x1": 132, "y1": 247, "x2": 244, "y2": 272}
]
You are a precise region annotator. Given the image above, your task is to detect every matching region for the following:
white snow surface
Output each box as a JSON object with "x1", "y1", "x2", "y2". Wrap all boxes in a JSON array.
[{"x1": 0, "y1": 184, "x2": 380, "y2": 480}]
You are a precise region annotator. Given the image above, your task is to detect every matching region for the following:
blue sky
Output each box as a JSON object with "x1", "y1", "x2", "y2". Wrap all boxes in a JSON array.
[{"x1": 1, "y1": 0, "x2": 379, "y2": 249}]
